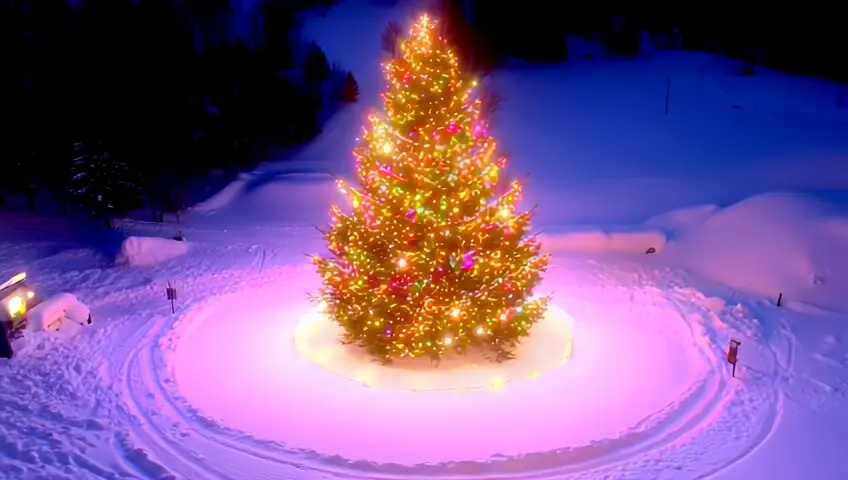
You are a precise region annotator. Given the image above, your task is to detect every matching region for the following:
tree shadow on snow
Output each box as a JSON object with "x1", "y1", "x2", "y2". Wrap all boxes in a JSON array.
[{"x1": 0, "y1": 210, "x2": 128, "y2": 270}]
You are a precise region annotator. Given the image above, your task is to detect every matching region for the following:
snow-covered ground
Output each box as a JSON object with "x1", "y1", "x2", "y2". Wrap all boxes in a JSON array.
[{"x1": 2, "y1": 1, "x2": 848, "y2": 478}]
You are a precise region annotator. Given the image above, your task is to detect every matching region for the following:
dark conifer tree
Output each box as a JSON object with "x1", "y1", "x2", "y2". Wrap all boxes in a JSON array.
[{"x1": 70, "y1": 142, "x2": 141, "y2": 228}]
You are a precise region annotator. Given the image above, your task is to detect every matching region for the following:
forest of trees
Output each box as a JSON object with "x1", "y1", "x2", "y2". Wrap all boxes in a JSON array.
[
  {"x1": 0, "y1": 0, "x2": 358, "y2": 227},
  {"x1": 3, "y1": 0, "x2": 844, "y2": 227},
  {"x1": 436, "y1": 1, "x2": 848, "y2": 82}
]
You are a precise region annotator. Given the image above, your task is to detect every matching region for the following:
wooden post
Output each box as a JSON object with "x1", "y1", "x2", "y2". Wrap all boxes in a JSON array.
[
  {"x1": 166, "y1": 282, "x2": 178, "y2": 314},
  {"x1": 776, "y1": 293, "x2": 782, "y2": 307},
  {"x1": 175, "y1": 212, "x2": 184, "y2": 241}
]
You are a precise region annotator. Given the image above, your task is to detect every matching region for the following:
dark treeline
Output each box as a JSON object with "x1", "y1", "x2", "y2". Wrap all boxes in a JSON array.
[
  {"x1": 436, "y1": 1, "x2": 848, "y2": 81},
  {"x1": 0, "y1": 0, "x2": 359, "y2": 227}
]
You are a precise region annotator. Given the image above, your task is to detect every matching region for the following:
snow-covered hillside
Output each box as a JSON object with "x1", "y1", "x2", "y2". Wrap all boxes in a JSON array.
[{"x1": 1, "y1": 1, "x2": 847, "y2": 479}]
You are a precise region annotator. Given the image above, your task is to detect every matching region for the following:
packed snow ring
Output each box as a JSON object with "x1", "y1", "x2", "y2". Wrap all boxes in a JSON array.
[
  {"x1": 165, "y1": 280, "x2": 709, "y2": 465},
  {"x1": 292, "y1": 305, "x2": 575, "y2": 392},
  {"x1": 113, "y1": 264, "x2": 783, "y2": 479}
]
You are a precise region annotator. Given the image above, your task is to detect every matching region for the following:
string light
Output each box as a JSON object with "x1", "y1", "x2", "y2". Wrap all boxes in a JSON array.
[{"x1": 312, "y1": 13, "x2": 549, "y2": 362}]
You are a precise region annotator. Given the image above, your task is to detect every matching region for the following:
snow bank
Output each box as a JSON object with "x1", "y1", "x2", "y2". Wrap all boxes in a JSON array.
[
  {"x1": 652, "y1": 192, "x2": 848, "y2": 312},
  {"x1": 540, "y1": 229, "x2": 666, "y2": 254},
  {"x1": 117, "y1": 236, "x2": 189, "y2": 267}
]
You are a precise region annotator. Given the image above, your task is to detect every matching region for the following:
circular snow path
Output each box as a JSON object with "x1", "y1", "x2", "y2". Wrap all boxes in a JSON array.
[
  {"x1": 115, "y1": 262, "x2": 783, "y2": 479},
  {"x1": 174, "y1": 294, "x2": 699, "y2": 464}
]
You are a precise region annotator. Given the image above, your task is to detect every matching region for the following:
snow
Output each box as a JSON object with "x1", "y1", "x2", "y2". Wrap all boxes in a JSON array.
[
  {"x1": 169, "y1": 282, "x2": 718, "y2": 466},
  {"x1": 117, "y1": 236, "x2": 190, "y2": 267},
  {"x1": 189, "y1": 172, "x2": 252, "y2": 213},
  {"x1": 294, "y1": 300, "x2": 572, "y2": 391},
  {"x1": 651, "y1": 192, "x2": 848, "y2": 313},
  {"x1": 1, "y1": 0, "x2": 848, "y2": 479},
  {"x1": 27, "y1": 292, "x2": 90, "y2": 331},
  {"x1": 491, "y1": 52, "x2": 848, "y2": 227},
  {"x1": 541, "y1": 228, "x2": 666, "y2": 254}
]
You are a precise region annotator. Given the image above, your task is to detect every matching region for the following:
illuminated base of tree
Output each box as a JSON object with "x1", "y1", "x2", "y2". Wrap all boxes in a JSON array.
[{"x1": 293, "y1": 305, "x2": 574, "y2": 392}]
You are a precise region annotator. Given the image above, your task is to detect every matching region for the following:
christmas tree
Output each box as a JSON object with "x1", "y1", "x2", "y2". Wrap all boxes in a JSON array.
[{"x1": 313, "y1": 14, "x2": 549, "y2": 363}]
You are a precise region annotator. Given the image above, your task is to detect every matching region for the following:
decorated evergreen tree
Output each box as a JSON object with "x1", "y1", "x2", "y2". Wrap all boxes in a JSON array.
[{"x1": 313, "y1": 14, "x2": 548, "y2": 363}]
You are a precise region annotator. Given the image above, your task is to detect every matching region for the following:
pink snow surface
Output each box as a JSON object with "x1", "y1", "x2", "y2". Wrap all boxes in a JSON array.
[{"x1": 170, "y1": 268, "x2": 708, "y2": 465}]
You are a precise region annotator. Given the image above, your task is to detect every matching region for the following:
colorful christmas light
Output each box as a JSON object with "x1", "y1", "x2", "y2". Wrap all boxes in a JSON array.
[{"x1": 312, "y1": 14, "x2": 549, "y2": 363}]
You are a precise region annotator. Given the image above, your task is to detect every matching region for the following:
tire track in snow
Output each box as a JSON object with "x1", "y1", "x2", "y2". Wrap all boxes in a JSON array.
[
  {"x1": 660, "y1": 290, "x2": 783, "y2": 480},
  {"x1": 106, "y1": 262, "x2": 781, "y2": 480},
  {"x1": 118, "y1": 313, "x2": 219, "y2": 480},
  {"x1": 113, "y1": 266, "x2": 333, "y2": 480},
  {"x1": 137, "y1": 323, "x2": 721, "y2": 480},
  {"x1": 92, "y1": 250, "x2": 302, "y2": 478},
  {"x1": 102, "y1": 305, "x2": 190, "y2": 480},
  {"x1": 690, "y1": 313, "x2": 792, "y2": 479}
]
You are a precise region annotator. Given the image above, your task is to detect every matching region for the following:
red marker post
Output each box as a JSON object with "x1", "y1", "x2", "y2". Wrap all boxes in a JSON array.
[{"x1": 727, "y1": 339, "x2": 741, "y2": 377}]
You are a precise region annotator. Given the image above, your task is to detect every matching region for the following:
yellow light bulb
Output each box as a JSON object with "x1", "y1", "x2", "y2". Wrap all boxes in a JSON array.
[
  {"x1": 444, "y1": 336, "x2": 452, "y2": 345},
  {"x1": 318, "y1": 300, "x2": 327, "y2": 312},
  {"x1": 382, "y1": 143, "x2": 392, "y2": 153},
  {"x1": 397, "y1": 257, "x2": 407, "y2": 268},
  {"x1": 451, "y1": 308, "x2": 460, "y2": 317},
  {"x1": 475, "y1": 326, "x2": 484, "y2": 335}
]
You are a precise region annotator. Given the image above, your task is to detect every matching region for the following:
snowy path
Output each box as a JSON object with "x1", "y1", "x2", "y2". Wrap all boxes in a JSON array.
[{"x1": 0, "y1": 223, "x2": 791, "y2": 479}]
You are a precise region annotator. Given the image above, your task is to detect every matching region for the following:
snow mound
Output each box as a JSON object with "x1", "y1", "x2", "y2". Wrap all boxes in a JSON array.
[
  {"x1": 117, "y1": 236, "x2": 189, "y2": 267},
  {"x1": 646, "y1": 204, "x2": 719, "y2": 231},
  {"x1": 653, "y1": 192, "x2": 848, "y2": 312},
  {"x1": 540, "y1": 229, "x2": 666, "y2": 254},
  {"x1": 28, "y1": 292, "x2": 90, "y2": 331}
]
